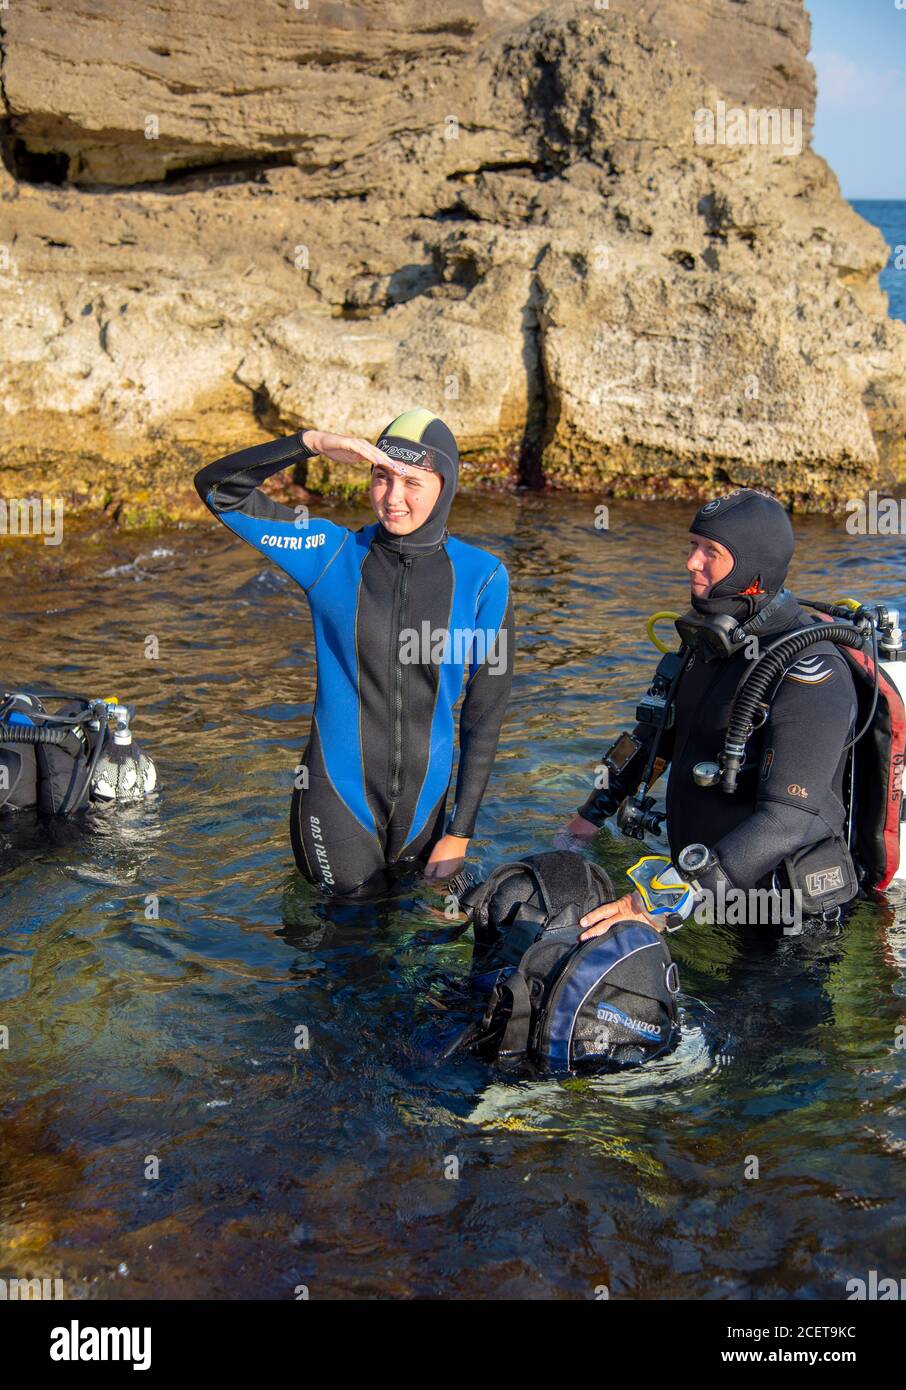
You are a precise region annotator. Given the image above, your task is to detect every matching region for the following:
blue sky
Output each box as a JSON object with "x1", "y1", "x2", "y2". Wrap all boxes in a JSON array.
[{"x1": 810, "y1": 0, "x2": 906, "y2": 198}]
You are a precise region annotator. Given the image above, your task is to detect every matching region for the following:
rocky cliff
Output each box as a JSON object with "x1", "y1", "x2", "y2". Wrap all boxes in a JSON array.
[{"x1": 1, "y1": 0, "x2": 903, "y2": 521}]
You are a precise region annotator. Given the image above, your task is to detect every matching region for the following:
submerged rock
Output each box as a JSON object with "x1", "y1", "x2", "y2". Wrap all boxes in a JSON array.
[{"x1": 0, "y1": 0, "x2": 902, "y2": 520}]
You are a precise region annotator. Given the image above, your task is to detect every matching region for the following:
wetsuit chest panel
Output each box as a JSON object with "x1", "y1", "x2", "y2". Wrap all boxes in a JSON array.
[
  {"x1": 288, "y1": 524, "x2": 505, "y2": 841},
  {"x1": 356, "y1": 544, "x2": 455, "y2": 823},
  {"x1": 667, "y1": 649, "x2": 761, "y2": 850},
  {"x1": 666, "y1": 637, "x2": 857, "y2": 863},
  {"x1": 417, "y1": 535, "x2": 511, "y2": 836}
]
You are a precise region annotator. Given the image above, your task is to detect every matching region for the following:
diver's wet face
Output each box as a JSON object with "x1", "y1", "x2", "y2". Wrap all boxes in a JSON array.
[
  {"x1": 371, "y1": 463, "x2": 443, "y2": 535},
  {"x1": 687, "y1": 532, "x2": 734, "y2": 598}
]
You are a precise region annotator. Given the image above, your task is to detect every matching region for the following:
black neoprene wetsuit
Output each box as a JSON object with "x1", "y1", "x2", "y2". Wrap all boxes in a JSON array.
[
  {"x1": 195, "y1": 433, "x2": 514, "y2": 896},
  {"x1": 579, "y1": 593, "x2": 858, "y2": 890}
]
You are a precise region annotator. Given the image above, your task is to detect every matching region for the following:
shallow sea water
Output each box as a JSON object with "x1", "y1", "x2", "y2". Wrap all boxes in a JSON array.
[{"x1": 1, "y1": 495, "x2": 905, "y2": 1299}]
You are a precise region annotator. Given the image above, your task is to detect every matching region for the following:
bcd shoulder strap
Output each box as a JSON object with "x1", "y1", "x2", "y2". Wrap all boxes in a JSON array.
[
  {"x1": 460, "y1": 860, "x2": 543, "y2": 925},
  {"x1": 493, "y1": 970, "x2": 535, "y2": 1058}
]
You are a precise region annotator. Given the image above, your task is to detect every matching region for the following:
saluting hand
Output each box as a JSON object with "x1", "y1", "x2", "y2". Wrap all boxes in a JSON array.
[{"x1": 301, "y1": 429, "x2": 403, "y2": 472}]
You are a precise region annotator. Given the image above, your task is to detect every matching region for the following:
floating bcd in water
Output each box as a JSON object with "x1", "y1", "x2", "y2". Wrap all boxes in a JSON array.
[
  {"x1": 444, "y1": 850, "x2": 681, "y2": 1071},
  {"x1": 0, "y1": 688, "x2": 158, "y2": 814},
  {"x1": 0, "y1": 747, "x2": 25, "y2": 811},
  {"x1": 0, "y1": 692, "x2": 52, "y2": 812}
]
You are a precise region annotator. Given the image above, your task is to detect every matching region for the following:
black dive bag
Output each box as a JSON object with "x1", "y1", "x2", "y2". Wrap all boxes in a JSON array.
[{"x1": 447, "y1": 851, "x2": 681, "y2": 1071}]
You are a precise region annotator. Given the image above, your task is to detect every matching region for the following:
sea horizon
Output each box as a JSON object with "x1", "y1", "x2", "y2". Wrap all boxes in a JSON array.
[{"x1": 850, "y1": 198, "x2": 905, "y2": 323}]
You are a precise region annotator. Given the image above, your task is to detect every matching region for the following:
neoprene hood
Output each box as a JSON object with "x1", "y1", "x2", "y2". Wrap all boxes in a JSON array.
[
  {"x1": 373, "y1": 408, "x2": 459, "y2": 554},
  {"x1": 689, "y1": 488, "x2": 795, "y2": 621}
]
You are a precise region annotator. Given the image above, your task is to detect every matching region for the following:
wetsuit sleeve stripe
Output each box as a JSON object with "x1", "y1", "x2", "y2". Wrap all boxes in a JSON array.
[
  {"x1": 448, "y1": 564, "x2": 514, "y2": 839},
  {"x1": 194, "y1": 433, "x2": 348, "y2": 591}
]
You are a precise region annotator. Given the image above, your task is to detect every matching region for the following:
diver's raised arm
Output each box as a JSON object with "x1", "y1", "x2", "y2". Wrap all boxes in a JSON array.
[
  {"x1": 195, "y1": 429, "x2": 316, "y2": 517},
  {"x1": 194, "y1": 428, "x2": 397, "y2": 592},
  {"x1": 194, "y1": 428, "x2": 392, "y2": 517}
]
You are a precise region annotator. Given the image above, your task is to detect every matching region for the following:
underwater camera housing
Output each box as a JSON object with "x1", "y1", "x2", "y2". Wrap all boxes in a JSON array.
[{"x1": 616, "y1": 793, "x2": 666, "y2": 841}]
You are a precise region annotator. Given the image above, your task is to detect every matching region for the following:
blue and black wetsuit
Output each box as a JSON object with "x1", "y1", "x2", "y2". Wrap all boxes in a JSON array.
[{"x1": 195, "y1": 415, "x2": 514, "y2": 896}]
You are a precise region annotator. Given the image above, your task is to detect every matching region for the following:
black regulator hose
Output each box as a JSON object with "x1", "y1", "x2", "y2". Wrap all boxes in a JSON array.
[
  {"x1": 842, "y1": 620, "x2": 880, "y2": 755},
  {"x1": 721, "y1": 623, "x2": 866, "y2": 793},
  {"x1": 0, "y1": 721, "x2": 80, "y2": 748},
  {"x1": 793, "y1": 602, "x2": 881, "y2": 752},
  {"x1": 63, "y1": 719, "x2": 108, "y2": 815}
]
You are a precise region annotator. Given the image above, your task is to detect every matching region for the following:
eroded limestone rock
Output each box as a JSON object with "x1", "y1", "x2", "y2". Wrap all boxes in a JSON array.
[{"x1": 0, "y1": 0, "x2": 902, "y2": 520}]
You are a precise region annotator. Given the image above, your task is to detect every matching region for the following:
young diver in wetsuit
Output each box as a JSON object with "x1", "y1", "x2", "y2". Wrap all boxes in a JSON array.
[
  {"x1": 195, "y1": 410, "x2": 514, "y2": 898},
  {"x1": 559, "y1": 488, "x2": 859, "y2": 936}
]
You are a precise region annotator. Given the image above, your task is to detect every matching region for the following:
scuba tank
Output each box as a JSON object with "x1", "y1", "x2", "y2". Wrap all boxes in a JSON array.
[
  {"x1": 90, "y1": 703, "x2": 157, "y2": 803},
  {"x1": 0, "y1": 689, "x2": 157, "y2": 814}
]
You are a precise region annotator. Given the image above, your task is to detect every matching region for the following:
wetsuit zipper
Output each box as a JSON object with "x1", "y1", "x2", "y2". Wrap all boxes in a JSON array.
[{"x1": 389, "y1": 555, "x2": 412, "y2": 802}]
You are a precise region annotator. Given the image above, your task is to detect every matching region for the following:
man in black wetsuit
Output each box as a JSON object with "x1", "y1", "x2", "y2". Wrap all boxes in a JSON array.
[{"x1": 559, "y1": 489, "x2": 859, "y2": 935}]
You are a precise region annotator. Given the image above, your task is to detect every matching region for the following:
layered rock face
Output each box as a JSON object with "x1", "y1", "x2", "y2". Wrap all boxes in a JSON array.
[{"x1": 0, "y1": 0, "x2": 903, "y2": 520}]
